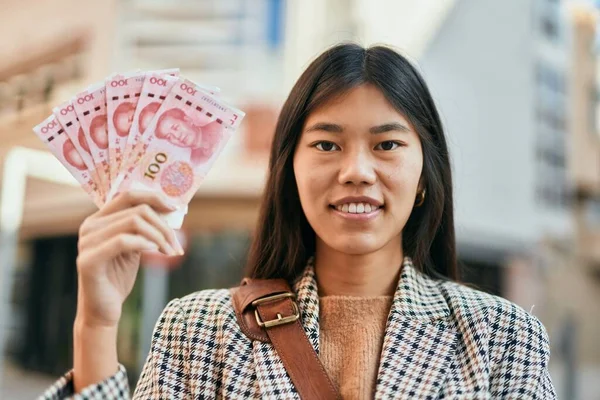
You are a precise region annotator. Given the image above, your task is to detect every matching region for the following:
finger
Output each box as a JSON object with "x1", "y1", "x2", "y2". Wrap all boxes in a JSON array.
[
  {"x1": 79, "y1": 212, "x2": 179, "y2": 256},
  {"x1": 78, "y1": 233, "x2": 159, "y2": 269},
  {"x1": 97, "y1": 190, "x2": 178, "y2": 217},
  {"x1": 82, "y1": 204, "x2": 183, "y2": 253}
]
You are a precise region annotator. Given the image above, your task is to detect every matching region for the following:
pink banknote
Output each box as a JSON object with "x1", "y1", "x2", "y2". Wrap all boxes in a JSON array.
[
  {"x1": 53, "y1": 100, "x2": 106, "y2": 200},
  {"x1": 33, "y1": 115, "x2": 103, "y2": 207},
  {"x1": 73, "y1": 83, "x2": 111, "y2": 193},
  {"x1": 106, "y1": 71, "x2": 145, "y2": 182},
  {"x1": 119, "y1": 78, "x2": 244, "y2": 228}
]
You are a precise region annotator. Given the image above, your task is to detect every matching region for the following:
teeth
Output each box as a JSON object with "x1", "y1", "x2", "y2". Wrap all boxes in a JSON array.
[{"x1": 335, "y1": 202, "x2": 379, "y2": 214}]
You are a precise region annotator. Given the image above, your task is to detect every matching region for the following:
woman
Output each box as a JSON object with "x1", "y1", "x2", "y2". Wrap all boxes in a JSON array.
[{"x1": 41, "y1": 44, "x2": 556, "y2": 399}]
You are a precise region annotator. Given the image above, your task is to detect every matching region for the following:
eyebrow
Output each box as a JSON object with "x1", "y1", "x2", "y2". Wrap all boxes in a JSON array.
[
  {"x1": 304, "y1": 122, "x2": 410, "y2": 134},
  {"x1": 369, "y1": 122, "x2": 410, "y2": 134}
]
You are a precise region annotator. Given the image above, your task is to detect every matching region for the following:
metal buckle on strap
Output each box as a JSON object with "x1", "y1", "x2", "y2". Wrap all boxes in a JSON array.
[{"x1": 252, "y1": 292, "x2": 300, "y2": 328}]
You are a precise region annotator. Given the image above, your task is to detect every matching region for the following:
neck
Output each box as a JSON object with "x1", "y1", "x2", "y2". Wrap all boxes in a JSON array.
[{"x1": 314, "y1": 238, "x2": 404, "y2": 297}]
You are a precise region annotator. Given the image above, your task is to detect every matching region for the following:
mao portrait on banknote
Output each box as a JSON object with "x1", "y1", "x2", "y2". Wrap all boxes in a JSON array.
[
  {"x1": 113, "y1": 102, "x2": 136, "y2": 137},
  {"x1": 89, "y1": 114, "x2": 109, "y2": 149},
  {"x1": 138, "y1": 102, "x2": 161, "y2": 135},
  {"x1": 153, "y1": 107, "x2": 222, "y2": 165},
  {"x1": 63, "y1": 140, "x2": 87, "y2": 171}
]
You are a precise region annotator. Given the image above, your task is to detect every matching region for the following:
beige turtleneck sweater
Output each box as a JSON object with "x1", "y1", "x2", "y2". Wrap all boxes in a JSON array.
[{"x1": 319, "y1": 296, "x2": 393, "y2": 400}]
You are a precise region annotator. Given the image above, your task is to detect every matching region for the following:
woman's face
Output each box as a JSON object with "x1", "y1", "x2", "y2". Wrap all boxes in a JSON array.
[{"x1": 293, "y1": 84, "x2": 423, "y2": 256}]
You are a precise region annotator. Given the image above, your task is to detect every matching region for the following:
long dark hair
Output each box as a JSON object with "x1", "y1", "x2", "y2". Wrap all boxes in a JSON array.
[{"x1": 245, "y1": 43, "x2": 458, "y2": 282}]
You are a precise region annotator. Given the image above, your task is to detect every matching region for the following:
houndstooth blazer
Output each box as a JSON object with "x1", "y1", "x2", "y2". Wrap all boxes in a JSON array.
[{"x1": 40, "y1": 257, "x2": 556, "y2": 399}]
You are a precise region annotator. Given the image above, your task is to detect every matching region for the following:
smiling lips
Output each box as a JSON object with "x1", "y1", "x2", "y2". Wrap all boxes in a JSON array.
[
  {"x1": 330, "y1": 196, "x2": 383, "y2": 216},
  {"x1": 335, "y1": 202, "x2": 380, "y2": 214}
]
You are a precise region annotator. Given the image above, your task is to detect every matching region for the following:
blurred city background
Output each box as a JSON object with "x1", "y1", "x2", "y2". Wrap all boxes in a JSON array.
[{"x1": 0, "y1": 0, "x2": 599, "y2": 398}]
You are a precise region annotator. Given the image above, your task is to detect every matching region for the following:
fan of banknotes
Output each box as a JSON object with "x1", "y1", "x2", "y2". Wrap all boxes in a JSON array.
[{"x1": 33, "y1": 69, "x2": 245, "y2": 228}]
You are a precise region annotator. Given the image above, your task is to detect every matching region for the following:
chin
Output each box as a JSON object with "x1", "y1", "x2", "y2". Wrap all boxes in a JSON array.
[{"x1": 325, "y1": 235, "x2": 384, "y2": 256}]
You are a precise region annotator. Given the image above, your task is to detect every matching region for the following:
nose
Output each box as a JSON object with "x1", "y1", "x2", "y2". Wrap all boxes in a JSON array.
[
  {"x1": 337, "y1": 147, "x2": 377, "y2": 186},
  {"x1": 173, "y1": 126, "x2": 183, "y2": 138}
]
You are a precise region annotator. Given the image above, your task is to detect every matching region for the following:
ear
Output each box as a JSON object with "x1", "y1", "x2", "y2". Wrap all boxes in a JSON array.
[{"x1": 417, "y1": 176, "x2": 425, "y2": 193}]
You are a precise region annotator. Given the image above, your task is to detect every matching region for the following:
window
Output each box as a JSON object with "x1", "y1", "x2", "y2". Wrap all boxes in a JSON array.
[
  {"x1": 537, "y1": 0, "x2": 562, "y2": 42},
  {"x1": 534, "y1": 61, "x2": 571, "y2": 208}
]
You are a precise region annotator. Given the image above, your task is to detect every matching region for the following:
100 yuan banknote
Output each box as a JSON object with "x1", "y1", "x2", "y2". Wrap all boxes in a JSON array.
[
  {"x1": 106, "y1": 71, "x2": 145, "y2": 183},
  {"x1": 34, "y1": 115, "x2": 103, "y2": 207},
  {"x1": 53, "y1": 100, "x2": 106, "y2": 201},
  {"x1": 119, "y1": 78, "x2": 244, "y2": 227},
  {"x1": 73, "y1": 83, "x2": 111, "y2": 194}
]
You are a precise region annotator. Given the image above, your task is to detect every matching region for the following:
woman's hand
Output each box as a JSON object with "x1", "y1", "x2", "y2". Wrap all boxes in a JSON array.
[{"x1": 75, "y1": 191, "x2": 184, "y2": 329}]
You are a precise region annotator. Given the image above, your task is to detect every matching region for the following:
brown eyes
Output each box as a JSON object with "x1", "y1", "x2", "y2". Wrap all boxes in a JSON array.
[
  {"x1": 313, "y1": 141, "x2": 402, "y2": 152},
  {"x1": 375, "y1": 141, "x2": 401, "y2": 151},
  {"x1": 315, "y1": 141, "x2": 340, "y2": 151}
]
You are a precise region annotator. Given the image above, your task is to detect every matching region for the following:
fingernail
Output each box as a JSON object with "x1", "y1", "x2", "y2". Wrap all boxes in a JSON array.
[
  {"x1": 167, "y1": 244, "x2": 179, "y2": 256},
  {"x1": 163, "y1": 203, "x2": 177, "y2": 211},
  {"x1": 172, "y1": 234, "x2": 184, "y2": 254},
  {"x1": 161, "y1": 196, "x2": 178, "y2": 210}
]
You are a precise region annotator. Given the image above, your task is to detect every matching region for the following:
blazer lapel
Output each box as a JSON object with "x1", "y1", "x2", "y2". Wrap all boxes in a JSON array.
[
  {"x1": 375, "y1": 257, "x2": 458, "y2": 399},
  {"x1": 253, "y1": 259, "x2": 320, "y2": 399}
]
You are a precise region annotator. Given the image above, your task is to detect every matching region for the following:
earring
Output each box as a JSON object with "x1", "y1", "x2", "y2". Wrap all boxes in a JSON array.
[{"x1": 415, "y1": 189, "x2": 426, "y2": 207}]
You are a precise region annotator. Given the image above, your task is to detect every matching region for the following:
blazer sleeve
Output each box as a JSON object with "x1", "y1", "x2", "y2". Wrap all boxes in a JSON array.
[
  {"x1": 488, "y1": 304, "x2": 557, "y2": 399},
  {"x1": 37, "y1": 365, "x2": 129, "y2": 400},
  {"x1": 38, "y1": 298, "x2": 189, "y2": 400}
]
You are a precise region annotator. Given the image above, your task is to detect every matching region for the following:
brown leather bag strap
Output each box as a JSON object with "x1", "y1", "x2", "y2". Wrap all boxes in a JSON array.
[{"x1": 230, "y1": 278, "x2": 340, "y2": 400}]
